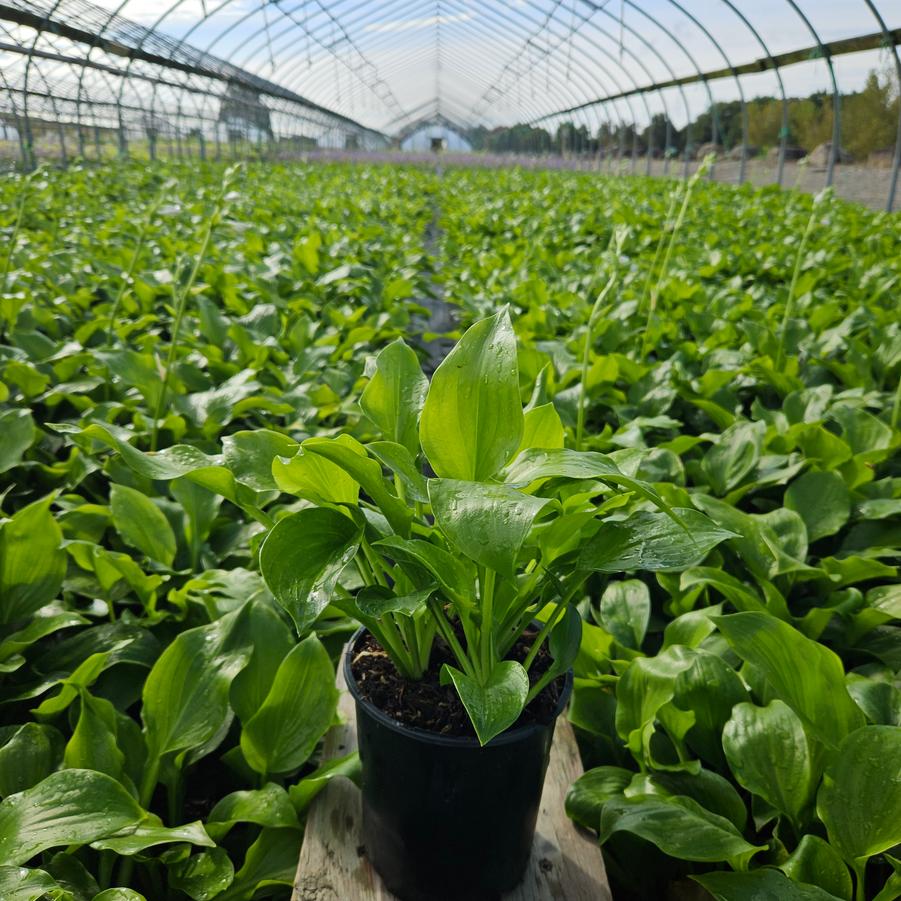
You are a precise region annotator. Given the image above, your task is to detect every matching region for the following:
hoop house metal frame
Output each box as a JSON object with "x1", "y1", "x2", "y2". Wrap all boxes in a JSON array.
[{"x1": 1, "y1": 0, "x2": 899, "y2": 210}]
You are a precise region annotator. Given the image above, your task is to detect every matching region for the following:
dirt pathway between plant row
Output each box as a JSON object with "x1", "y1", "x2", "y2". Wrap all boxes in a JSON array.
[{"x1": 413, "y1": 163, "x2": 456, "y2": 374}]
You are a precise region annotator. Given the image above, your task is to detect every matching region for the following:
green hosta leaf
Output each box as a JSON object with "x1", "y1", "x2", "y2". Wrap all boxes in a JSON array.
[
  {"x1": 259, "y1": 507, "x2": 361, "y2": 634},
  {"x1": 240, "y1": 635, "x2": 338, "y2": 777},
  {"x1": 701, "y1": 421, "x2": 764, "y2": 495},
  {"x1": 373, "y1": 536, "x2": 474, "y2": 602},
  {"x1": 662, "y1": 605, "x2": 722, "y2": 649},
  {"x1": 0, "y1": 724, "x2": 64, "y2": 798},
  {"x1": 548, "y1": 605, "x2": 582, "y2": 677},
  {"x1": 780, "y1": 835, "x2": 853, "y2": 901},
  {"x1": 692, "y1": 494, "x2": 819, "y2": 581},
  {"x1": 785, "y1": 471, "x2": 851, "y2": 541},
  {"x1": 93, "y1": 890, "x2": 147, "y2": 900},
  {"x1": 674, "y1": 651, "x2": 749, "y2": 770},
  {"x1": 30, "y1": 645, "x2": 131, "y2": 717},
  {"x1": 615, "y1": 645, "x2": 695, "y2": 761},
  {"x1": 207, "y1": 783, "x2": 300, "y2": 840},
  {"x1": 51, "y1": 424, "x2": 261, "y2": 511},
  {"x1": 694, "y1": 869, "x2": 845, "y2": 900},
  {"x1": 142, "y1": 609, "x2": 252, "y2": 765},
  {"x1": 90, "y1": 818, "x2": 213, "y2": 854},
  {"x1": 578, "y1": 509, "x2": 735, "y2": 573},
  {"x1": 272, "y1": 442, "x2": 360, "y2": 507},
  {"x1": 0, "y1": 496, "x2": 66, "y2": 625},
  {"x1": 368, "y1": 441, "x2": 428, "y2": 503},
  {"x1": 504, "y1": 447, "x2": 673, "y2": 515},
  {"x1": 714, "y1": 613, "x2": 864, "y2": 749},
  {"x1": 229, "y1": 600, "x2": 295, "y2": 726},
  {"x1": 817, "y1": 726, "x2": 901, "y2": 864},
  {"x1": 846, "y1": 675, "x2": 901, "y2": 726},
  {"x1": 43, "y1": 849, "x2": 101, "y2": 897},
  {"x1": 0, "y1": 613, "x2": 86, "y2": 664},
  {"x1": 0, "y1": 866, "x2": 66, "y2": 901},
  {"x1": 293, "y1": 231, "x2": 320, "y2": 274},
  {"x1": 0, "y1": 770, "x2": 144, "y2": 865},
  {"x1": 222, "y1": 429, "x2": 298, "y2": 493},
  {"x1": 0, "y1": 409, "x2": 34, "y2": 474},
  {"x1": 356, "y1": 585, "x2": 434, "y2": 618},
  {"x1": 170, "y1": 479, "x2": 221, "y2": 558},
  {"x1": 420, "y1": 308, "x2": 523, "y2": 481},
  {"x1": 288, "y1": 752, "x2": 361, "y2": 813},
  {"x1": 64, "y1": 690, "x2": 126, "y2": 783},
  {"x1": 223, "y1": 827, "x2": 302, "y2": 899},
  {"x1": 637, "y1": 768, "x2": 748, "y2": 832},
  {"x1": 360, "y1": 338, "x2": 428, "y2": 456},
  {"x1": 831, "y1": 405, "x2": 894, "y2": 463},
  {"x1": 597, "y1": 579, "x2": 650, "y2": 649},
  {"x1": 722, "y1": 701, "x2": 817, "y2": 826},
  {"x1": 101, "y1": 349, "x2": 162, "y2": 408},
  {"x1": 429, "y1": 479, "x2": 549, "y2": 578},
  {"x1": 679, "y1": 568, "x2": 766, "y2": 613},
  {"x1": 440, "y1": 661, "x2": 529, "y2": 746},
  {"x1": 109, "y1": 484, "x2": 176, "y2": 567},
  {"x1": 599, "y1": 795, "x2": 764, "y2": 867},
  {"x1": 520, "y1": 403, "x2": 564, "y2": 451},
  {"x1": 565, "y1": 766, "x2": 632, "y2": 830},
  {"x1": 302, "y1": 436, "x2": 411, "y2": 536},
  {"x1": 166, "y1": 847, "x2": 234, "y2": 901}
]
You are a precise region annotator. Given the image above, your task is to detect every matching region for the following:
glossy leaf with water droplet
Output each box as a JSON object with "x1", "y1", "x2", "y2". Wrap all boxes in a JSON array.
[
  {"x1": 259, "y1": 507, "x2": 362, "y2": 633},
  {"x1": 817, "y1": 726, "x2": 901, "y2": 864},
  {"x1": 440, "y1": 661, "x2": 529, "y2": 746},
  {"x1": 0, "y1": 769, "x2": 145, "y2": 866},
  {"x1": 420, "y1": 308, "x2": 523, "y2": 482},
  {"x1": 428, "y1": 478, "x2": 549, "y2": 577}
]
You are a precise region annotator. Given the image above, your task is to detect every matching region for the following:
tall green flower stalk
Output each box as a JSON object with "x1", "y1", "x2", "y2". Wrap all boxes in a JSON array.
[
  {"x1": 1, "y1": 179, "x2": 30, "y2": 285},
  {"x1": 775, "y1": 188, "x2": 829, "y2": 371},
  {"x1": 1, "y1": 168, "x2": 40, "y2": 338},
  {"x1": 576, "y1": 225, "x2": 628, "y2": 450},
  {"x1": 642, "y1": 154, "x2": 715, "y2": 356},
  {"x1": 150, "y1": 166, "x2": 240, "y2": 450},
  {"x1": 104, "y1": 179, "x2": 174, "y2": 349}
]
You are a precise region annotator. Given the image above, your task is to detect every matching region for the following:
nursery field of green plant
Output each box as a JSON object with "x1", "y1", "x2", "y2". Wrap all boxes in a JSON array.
[{"x1": 0, "y1": 159, "x2": 899, "y2": 901}]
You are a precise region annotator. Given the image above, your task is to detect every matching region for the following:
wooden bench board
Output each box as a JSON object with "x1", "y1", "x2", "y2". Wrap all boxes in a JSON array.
[{"x1": 293, "y1": 666, "x2": 612, "y2": 901}]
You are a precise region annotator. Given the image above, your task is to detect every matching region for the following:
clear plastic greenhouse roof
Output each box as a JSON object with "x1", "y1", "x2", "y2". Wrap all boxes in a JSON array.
[{"x1": 1, "y1": 0, "x2": 899, "y2": 205}]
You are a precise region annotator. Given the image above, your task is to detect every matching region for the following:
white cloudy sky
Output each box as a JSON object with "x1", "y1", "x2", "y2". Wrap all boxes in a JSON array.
[{"x1": 87, "y1": 0, "x2": 901, "y2": 132}]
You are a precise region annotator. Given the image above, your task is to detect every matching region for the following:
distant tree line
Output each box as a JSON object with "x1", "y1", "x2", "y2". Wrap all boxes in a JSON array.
[{"x1": 467, "y1": 67, "x2": 899, "y2": 162}]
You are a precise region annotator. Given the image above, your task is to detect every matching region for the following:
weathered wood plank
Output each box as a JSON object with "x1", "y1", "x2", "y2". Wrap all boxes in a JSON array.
[{"x1": 293, "y1": 667, "x2": 611, "y2": 901}]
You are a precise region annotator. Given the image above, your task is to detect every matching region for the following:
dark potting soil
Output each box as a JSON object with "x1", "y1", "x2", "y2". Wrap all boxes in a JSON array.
[{"x1": 350, "y1": 628, "x2": 565, "y2": 739}]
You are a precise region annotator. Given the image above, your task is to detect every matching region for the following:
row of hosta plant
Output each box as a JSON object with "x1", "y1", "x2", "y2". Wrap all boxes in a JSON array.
[
  {"x1": 0, "y1": 161, "x2": 439, "y2": 900},
  {"x1": 437, "y1": 167, "x2": 901, "y2": 901},
  {"x1": 1, "y1": 157, "x2": 899, "y2": 900}
]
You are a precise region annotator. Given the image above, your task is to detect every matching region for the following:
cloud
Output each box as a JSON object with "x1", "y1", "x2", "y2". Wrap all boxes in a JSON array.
[
  {"x1": 92, "y1": 0, "x2": 252, "y2": 26},
  {"x1": 363, "y1": 12, "x2": 474, "y2": 34}
]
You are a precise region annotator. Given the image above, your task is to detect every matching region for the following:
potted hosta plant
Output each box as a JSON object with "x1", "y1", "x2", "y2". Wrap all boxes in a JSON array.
[{"x1": 259, "y1": 309, "x2": 733, "y2": 901}]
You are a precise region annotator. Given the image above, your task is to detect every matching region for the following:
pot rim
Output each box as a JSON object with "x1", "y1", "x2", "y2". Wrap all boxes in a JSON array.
[{"x1": 343, "y1": 625, "x2": 574, "y2": 749}]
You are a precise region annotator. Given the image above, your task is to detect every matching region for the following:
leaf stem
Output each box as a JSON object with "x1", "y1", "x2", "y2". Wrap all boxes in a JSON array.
[
  {"x1": 480, "y1": 568, "x2": 496, "y2": 679},
  {"x1": 429, "y1": 596, "x2": 477, "y2": 680},
  {"x1": 522, "y1": 595, "x2": 568, "y2": 672},
  {"x1": 852, "y1": 860, "x2": 867, "y2": 901}
]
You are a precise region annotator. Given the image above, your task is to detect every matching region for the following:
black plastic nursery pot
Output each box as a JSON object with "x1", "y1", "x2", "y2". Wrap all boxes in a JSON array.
[{"x1": 343, "y1": 627, "x2": 573, "y2": 901}]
